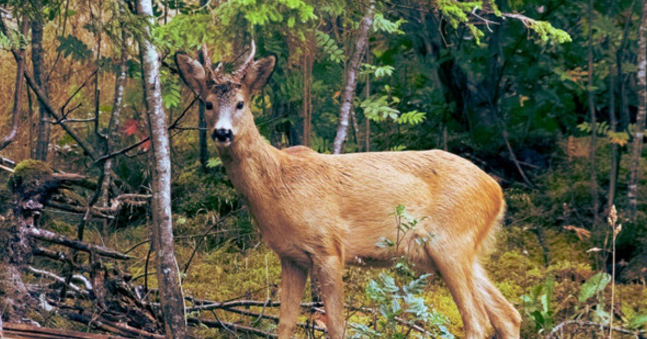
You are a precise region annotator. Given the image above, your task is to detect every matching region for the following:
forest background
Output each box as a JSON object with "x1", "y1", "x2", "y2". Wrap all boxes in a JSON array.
[{"x1": 0, "y1": 0, "x2": 646, "y2": 338}]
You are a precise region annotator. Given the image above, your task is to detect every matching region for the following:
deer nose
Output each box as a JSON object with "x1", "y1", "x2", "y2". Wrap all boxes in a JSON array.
[{"x1": 212, "y1": 128, "x2": 234, "y2": 143}]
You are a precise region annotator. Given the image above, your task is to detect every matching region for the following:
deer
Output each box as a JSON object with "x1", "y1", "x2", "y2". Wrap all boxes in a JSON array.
[{"x1": 175, "y1": 42, "x2": 521, "y2": 339}]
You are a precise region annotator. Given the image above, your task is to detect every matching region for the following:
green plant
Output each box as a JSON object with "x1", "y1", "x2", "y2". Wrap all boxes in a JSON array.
[
  {"x1": 350, "y1": 206, "x2": 451, "y2": 338},
  {"x1": 350, "y1": 273, "x2": 453, "y2": 339},
  {"x1": 521, "y1": 276, "x2": 555, "y2": 334}
]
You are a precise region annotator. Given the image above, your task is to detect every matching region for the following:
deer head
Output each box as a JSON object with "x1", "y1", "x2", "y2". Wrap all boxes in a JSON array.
[{"x1": 175, "y1": 42, "x2": 276, "y2": 147}]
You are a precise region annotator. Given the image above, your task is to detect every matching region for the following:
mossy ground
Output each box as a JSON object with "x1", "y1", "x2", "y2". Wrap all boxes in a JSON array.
[{"x1": 54, "y1": 216, "x2": 641, "y2": 338}]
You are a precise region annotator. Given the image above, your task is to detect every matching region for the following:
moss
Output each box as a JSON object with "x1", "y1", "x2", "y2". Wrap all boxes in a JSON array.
[
  {"x1": 546, "y1": 229, "x2": 591, "y2": 265},
  {"x1": 7, "y1": 159, "x2": 53, "y2": 193}
]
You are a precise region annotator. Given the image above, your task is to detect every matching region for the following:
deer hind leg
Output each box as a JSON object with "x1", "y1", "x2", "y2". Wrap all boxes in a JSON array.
[
  {"x1": 278, "y1": 258, "x2": 308, "y2": 339},
  {"x1": 473, "y1": 262, "x2": 521, "y2": 339},
  {"x1": 424, "y1": 245, "x2": 490, "y2": 339},
  {"x1": 313, "y1": 255, "x2": 345, "y2": 339}
]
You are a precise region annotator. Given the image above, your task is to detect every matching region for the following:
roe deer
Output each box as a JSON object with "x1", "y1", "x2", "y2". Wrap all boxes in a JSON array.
[{"x1": 175, "y1": 42, "x2": 521, "y2": 339}]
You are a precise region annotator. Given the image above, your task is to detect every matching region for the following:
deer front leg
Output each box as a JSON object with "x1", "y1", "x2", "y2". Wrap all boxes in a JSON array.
[
  {"x1": 314, "y1": 255, "x2": 345, "y2": 339},
  {"x1": 278, "y1": 257, "x2": 308, "y2": 339}
]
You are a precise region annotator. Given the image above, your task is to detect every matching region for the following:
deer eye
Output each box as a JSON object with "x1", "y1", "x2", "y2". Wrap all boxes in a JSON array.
[
  {"x1": 236, "y1": 101, "x2": 244, "y2": 110},
  {"x1": 205, "y1": 102, "x2": 213, "y2": 110}
]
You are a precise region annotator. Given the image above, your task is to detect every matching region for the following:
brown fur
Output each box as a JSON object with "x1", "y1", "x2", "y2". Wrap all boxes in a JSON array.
[{"x1": 176, "y1": 50, "x2": 521, "y2": 339}]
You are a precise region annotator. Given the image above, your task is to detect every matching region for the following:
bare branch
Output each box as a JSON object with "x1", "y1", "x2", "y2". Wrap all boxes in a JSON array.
[
  {"x1": 27, "y1": 227, "x2": 131, "y2": 260},
  {"x1": 549, "y1": 320, "x2": 646, "y2": 339}
]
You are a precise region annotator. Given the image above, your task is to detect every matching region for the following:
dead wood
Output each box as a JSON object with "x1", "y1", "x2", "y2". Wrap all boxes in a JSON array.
[
  {"x1": 0, "y1": 322, "x2": 128, "y2": 339},
  {"x1": 188, "y1": 317, "x2": 279, "y2": 338},
  {"x1": 27, "y1": 227, "x2": 131, "y2": 260},
  {"x1": 59, "y1": 311, "x2": 164, "y2": 339}
]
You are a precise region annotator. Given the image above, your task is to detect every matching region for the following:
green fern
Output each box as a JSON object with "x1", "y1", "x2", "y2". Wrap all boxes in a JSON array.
[
  {"x1": 396, "y1": 110, "x2": 426, "y2": 125},
  {"x1": 316, "y1": 30, "x2": 344, "y2": 64}
]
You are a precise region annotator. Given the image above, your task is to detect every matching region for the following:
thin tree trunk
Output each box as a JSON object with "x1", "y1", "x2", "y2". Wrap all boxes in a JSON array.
[
  {"x1": 365, "y1": 52, "x2": 370, "y2": 152},
  {"x1": 587, "y1": 0, "x2": 600, "y2": 225},
  {"x1": 198, "y1": 0, "x2": 209, "y2": 170},
  {"x1": 32, "y1": 6, "x2": 50, "y2": 161},
  {"x1": 629, "y1": 0, "x2": 647, "y2": 220},
  {"x1": 97, "y1": 28, "x2": 128, "y2": 235},
  {"x1": 607, "y1": 2, "x2": 620, "y2": 214},
  {"x1": 135, "y1": 1, "x2": 187, "y2": 337},
  {"x1": 332, "y1": 0, "x2": 375, "y2": 154},
  {"x1": 302, "y1": 53, "x2": 311, "y2": 147},
  {"x1": 619, "y1": 0, "x2": 637, "y2": 134},
  {"x1": 92, "y1": 0, "x2": 104, "y2": 144},
  {"x1": 608, "y1": 53, "x2": 618, "y2": 213},
  {"x1": 0, "y1": 19, "x2": 28, "y2": 152}
]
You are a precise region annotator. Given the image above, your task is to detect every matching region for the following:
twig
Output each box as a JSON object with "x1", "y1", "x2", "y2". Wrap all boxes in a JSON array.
[
  {"x1": 0, "y1": 164, "x2": 15, "y2": 173},
  {"x1": 0, "y1": 156, "x2": 16, "y2": 167}
]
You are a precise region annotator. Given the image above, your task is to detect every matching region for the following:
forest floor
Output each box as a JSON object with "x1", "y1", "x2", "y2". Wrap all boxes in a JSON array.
[{"x1": 29, "y1": 212, "x2": 647, "y2": 338}]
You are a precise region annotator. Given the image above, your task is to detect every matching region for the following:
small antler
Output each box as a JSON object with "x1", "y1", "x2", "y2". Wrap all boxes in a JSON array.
[
  {"x1": 232, "y1": 40, "x2": 256, "y2": 80},
  {"x1": 201, "y1": 44, "x2": 212, "y2": 69}
]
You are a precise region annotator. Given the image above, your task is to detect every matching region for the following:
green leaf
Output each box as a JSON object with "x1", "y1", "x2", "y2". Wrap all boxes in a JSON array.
[
  {"x1": 206, "y1": 158, "x2": 222, "y2": 168},
  {"x1": 578, "y1": 273, "x2": 612, "y2": 303},
  {"x1": 629, "y1": 314, "x2": 647, "y2": 329}
]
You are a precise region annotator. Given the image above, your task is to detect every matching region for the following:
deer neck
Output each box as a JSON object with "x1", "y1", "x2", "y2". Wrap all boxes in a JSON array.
[{"x1": 218, "y1": 124, "x2": 282, "y2": 205}]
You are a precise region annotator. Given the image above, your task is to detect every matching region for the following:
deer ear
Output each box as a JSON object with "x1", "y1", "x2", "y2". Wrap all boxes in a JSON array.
[
  {"x1": 175, "y1": 52, "x2": 207, "y2": 95},
  {"x1": 242, "y1": 56, "x2": 276, "y2": 93}
]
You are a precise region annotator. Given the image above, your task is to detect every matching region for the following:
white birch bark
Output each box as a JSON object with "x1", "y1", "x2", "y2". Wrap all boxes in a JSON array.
[
  {"x1": 332, "y1": 0, "x2": 375, "y2": 154},
  {"x1": 628, "y1": 0, "x2": 647, "y2": 220},
  {"x1": 135, "y1": 1, "x2": 187, "y2": 337}
]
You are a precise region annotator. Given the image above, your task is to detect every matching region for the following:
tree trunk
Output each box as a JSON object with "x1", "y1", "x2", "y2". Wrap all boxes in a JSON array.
[
  {"x1": 135, "y1": 1, "x2": 187, "y2": 338},
  {"x1": 608, "y1": 52, "x2": 618, "y2": 213},
  {"x1": 587, "y1": 0, "x2": 600, "y2": 225},
  {"x1": 0, "y1": 18, "x2": 28, "y2": 152},
  {"x1": 629, "y1": 0, "x2": 647, "y2": 220},
  {"x1": 97, "y1": 28, "x2": 129, "y2": 235},
  {"x1": 32, "y1": 6, "x2": 50, "y2": 161},
  {"x1": 332, "y1": 0, "x2": 375, "y2": 154},
  {"x1": 198, "y1": 0, "x2": 209, "y2": 170},
  {"x1": 607, "y1": 1, "x2": 621, "y2": 213}
]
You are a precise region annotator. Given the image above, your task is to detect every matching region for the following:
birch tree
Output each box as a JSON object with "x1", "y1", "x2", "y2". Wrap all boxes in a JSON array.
[
  {"x1": 629, "y1": 0, "x2": 647, "y2": 220},
  {"x1": 135, "y1": 0, "x2": 187, "y2": 337},
  {"x1": 332, "y1": 0, "x2": 375, "y2": 154}
]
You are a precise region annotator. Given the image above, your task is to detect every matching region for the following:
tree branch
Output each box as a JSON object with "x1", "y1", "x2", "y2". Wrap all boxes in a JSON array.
[{"x1": 27, "y1": 227, "x2": 131, "y2": 260}]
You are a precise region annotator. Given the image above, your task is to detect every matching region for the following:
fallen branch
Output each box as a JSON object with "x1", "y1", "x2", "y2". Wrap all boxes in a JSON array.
[
  {"x1": 27, "y1": 266, "x2": 90, "y2": 297},
  {"x1": 0, "y1": 322, "x2": 127, "y2": 339},
  {"x1": 33, "y1": 246, "x2": 92, "y2": 273},
  {"x1": 27, "y1": 227, "x2": 131, "y2": 260},
  {"x1": 186, "y1": 299, "x2": 323, "y2": 312},
  {"x1": 60, "y1": 311, "x2": 164, "y2": 339},
  {"x1": 223, "y1": 306, "x2": 327, "y2": 333},
  {"x1": 549, "y1": 320, "x2": 646, "y2": 339},
  {"x1": 46, "y1": 200, "x2": 114, "y2": 219},
  {"x1": 188, "y1": 317, "x2": 278, "y2": 338}
]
